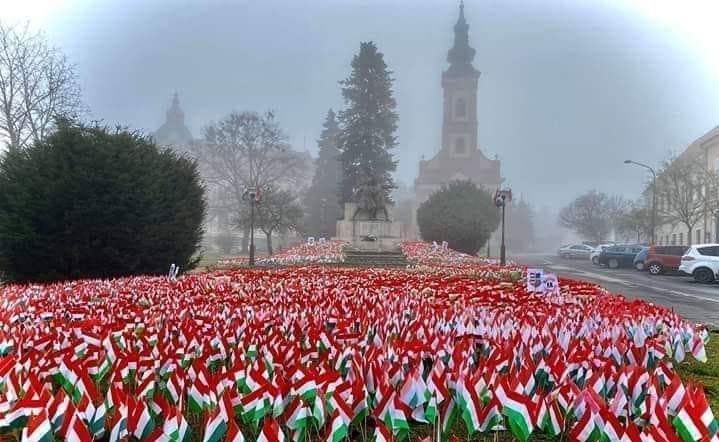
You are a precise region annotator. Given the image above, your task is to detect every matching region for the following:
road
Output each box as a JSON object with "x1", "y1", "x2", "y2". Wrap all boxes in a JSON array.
[{"x1": 513, "y1": 253, "x2": 719, "y2": 329}]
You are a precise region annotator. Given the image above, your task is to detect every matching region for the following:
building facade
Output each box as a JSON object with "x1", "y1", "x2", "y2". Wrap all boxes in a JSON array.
[
  {"x1": 655, "y1": 125, "x2": 719, "y2": 246},
  {"x1": 414, "y1": 2, "x2": 502, "y2": 206}
]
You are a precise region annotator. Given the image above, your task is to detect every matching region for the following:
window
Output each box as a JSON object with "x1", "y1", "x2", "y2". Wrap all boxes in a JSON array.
[
  {"x1": 697, "y1": 229, "x2": 702, "y2": 245},
  {"x1": 679, "y1": 233, "x2": 683, "y2": 245},
  {"x1": 454, "y1": 137, "x2": 467, "y2": 155},
  {"x1": 455, "y1": 98, "x2": 466, "y2": 119},
  {"x1": 699, "y1": 246, "x2": 719, "y2": 256},
  {"x1": 672, "y1": 234, "x2": 676, "y2": 245}
]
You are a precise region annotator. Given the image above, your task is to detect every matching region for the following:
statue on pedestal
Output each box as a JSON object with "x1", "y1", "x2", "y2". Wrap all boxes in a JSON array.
[{"x1": 353, "y1": 172, "x2": 390, "y2": 221}]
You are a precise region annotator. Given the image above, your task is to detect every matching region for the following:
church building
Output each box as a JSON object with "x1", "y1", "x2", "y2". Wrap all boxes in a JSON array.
[
  {"x1": 153, "y1": 92, "x2": 193, "y2": 148},
  {"x1": 414, "y1": 2, "x2": 502, "y2": 205}
]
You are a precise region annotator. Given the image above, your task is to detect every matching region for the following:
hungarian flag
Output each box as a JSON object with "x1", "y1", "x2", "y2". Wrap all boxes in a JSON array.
[
  {"x1": 257, "y1": 418, "x2": 288, "y2": 442},
  {"x1": 66, "y1": 416, "x2": 93, "y2": 442},
  {"x1": 129, "y1": 399, "x2": 155, "y2": 441},
  {"x1": 371, "y1": 423, "x2": 394, "y2": 442},
  {"x1": 285, "y1": 396, "x2": 312, "y2": 432},
  {"x1": 326, "y1": 410, "x2": 349, "y2": 442},
  {"x1": 226, "y1": 418, "x2": 246, "y2": 442},
  {"x1": 202, "y1": 406, "x2": 229, "y2": 442},
  {"x1": 496, "y1": 382, "x2": 534, "y2": 442},
  {"x1": 21, "y1": 410, "x2": 52, "y2": 442},
  {"x1": 570, "y1": 409, "x2": 601, "y2": 442},
  {"x1": 108, "y1": 403, "x2": 128, "y2": 442},
  {"x1": 542, "y1": 400, "x2": 564, "y2": 437}
]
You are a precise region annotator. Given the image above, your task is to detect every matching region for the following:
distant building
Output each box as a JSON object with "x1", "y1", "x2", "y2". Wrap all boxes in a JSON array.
[
  {"x1": 414, "y1": 2, "x2": 502, "y2": 206},
  {"x1": 655, "y1": 125, "x2": 719, "y2": 246},
  {"x1": 153, "y1": 92, "x2": 193, "y2": 148}
]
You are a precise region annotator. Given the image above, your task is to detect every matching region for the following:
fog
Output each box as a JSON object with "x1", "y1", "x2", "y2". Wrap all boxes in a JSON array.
[{"x1": 6, "y1": 0, "x2": 719, "y2": 208}]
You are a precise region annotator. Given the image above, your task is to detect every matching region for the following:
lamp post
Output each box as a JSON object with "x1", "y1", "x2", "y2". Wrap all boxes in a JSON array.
[
  {"x1": 243, "y1": 187, "x2": 262, "y2": 266},
  {"x1": 494, "y1": 188, "x2": 512, "y2": 266},
  {"x1": 320, "y1": 198, "x2": 328, "y2": 238},
  {"x1": 624, "y1": 160, "x2": 657, "y2": 244}
]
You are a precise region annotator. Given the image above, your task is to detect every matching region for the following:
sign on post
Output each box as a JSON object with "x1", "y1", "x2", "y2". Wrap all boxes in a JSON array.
[{"x1": 526, "y1": 268, "x2": 545, "y2": 292}]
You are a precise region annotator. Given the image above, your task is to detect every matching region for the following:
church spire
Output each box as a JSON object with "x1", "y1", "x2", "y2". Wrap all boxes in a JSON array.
[
  {"x1": 166, "y1": 91, "x2": 184, "y2": 124},
  {"x1": 447, "y1": 0, "x2": 477, "y2": 74}
]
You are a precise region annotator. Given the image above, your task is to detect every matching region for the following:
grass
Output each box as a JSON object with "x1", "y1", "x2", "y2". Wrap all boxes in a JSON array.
[{"x1": 676, "y1": 331, "x2": 719, "y2": 411}]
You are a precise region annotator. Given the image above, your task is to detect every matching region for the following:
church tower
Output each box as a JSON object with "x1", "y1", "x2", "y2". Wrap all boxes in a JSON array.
[
  {"x1": 442, "y1": 0, "x2": 480, "y2": 159},
  {"x1": 153, "y1": 92, "x2": 193, "y2": 148},
  {"x1": 413, "y1": 1, "x2": 502, "y2": 235}
]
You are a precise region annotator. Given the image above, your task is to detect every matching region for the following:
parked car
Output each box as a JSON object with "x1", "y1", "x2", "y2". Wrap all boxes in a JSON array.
[
  {"x1": 644, "y1": 245, "x2": 688, "y2": 275},
  {"x1": 558, "y1": 244, "x2": 594, "y2": 259},
  {"x1": 591, "y1": 244, "x2": 615, "y2": 265},
  {"x1": 633, "y1": 247, "x2": 649, "y2": 270},
  {"x1": 598, "y1": 244, "x2": 644, "y2": 268},
  {"x1": 678, "y1": 244, "x2": 719, "y2": 283}
]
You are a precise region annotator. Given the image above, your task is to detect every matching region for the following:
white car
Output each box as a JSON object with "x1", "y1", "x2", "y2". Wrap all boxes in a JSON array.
[
  {"x1": 678, "y1": 243, "x2": 719, "y2": 283},
  {"x1": 558, "y1": 244, "x2": 594, "y2": 259}
]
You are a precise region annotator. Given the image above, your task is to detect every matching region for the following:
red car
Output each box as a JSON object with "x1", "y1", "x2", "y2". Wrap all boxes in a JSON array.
[{"x1": 644, "y1": 245, "x2": 688, "y2": 275}]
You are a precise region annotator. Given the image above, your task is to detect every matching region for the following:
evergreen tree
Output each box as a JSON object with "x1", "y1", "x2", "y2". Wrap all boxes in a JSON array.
[
  {"x1": 416, "y1": 180, "x2": 500, "y2": 255},
  {"x1": 337, "y1": 41, "x2": 398, "y2": 205},
  {"x1": 0, "y1": 120, "x2": 205, "y2": 282},
  {"x1": 302, "y1": 109, "x2": 342, "y2": 237}
]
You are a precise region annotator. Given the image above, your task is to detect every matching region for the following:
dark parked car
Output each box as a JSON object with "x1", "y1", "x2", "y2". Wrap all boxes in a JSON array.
[
  {"x1": 633, "y1": 247, "x2": 649, "y2": 270},
  {"x1": 598, "y1": 245, "x2": 645, "y2": 268},
  {"x1": 644, "y1": 245, "x2": 688, "y2": 275}
]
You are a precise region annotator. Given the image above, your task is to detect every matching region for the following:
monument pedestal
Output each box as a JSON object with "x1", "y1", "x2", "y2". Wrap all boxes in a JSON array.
[{"x1": 335, "y1": 203, "x2": 403, "y2": 251}]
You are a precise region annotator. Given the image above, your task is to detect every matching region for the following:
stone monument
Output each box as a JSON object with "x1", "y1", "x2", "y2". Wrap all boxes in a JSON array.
[{"x1": 336, "y1": 175, "x2": 403, "y2": 251}]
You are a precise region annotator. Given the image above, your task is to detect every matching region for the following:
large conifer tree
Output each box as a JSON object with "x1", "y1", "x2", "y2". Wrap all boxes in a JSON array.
[
  {"x1": 302, "y1": 109, "x2": 341, "y2": 237},
  {"x1": 337, "y1": 42, "x2": 398, "y2": 205}
]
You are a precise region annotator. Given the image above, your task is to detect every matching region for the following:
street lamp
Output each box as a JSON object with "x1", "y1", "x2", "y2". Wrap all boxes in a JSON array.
[
  {"x1": 320, "y1": 198, "x2": 328, "y2": 238},
  {"x1": 494, "y1": 188, "x2": 512, "y2": 266},
  {"x1": 624, "y1": 160, "x2": 657, "y2": 245},
  {"x1": 243, "y1": 187, "x2": 262, "y2": 266}
]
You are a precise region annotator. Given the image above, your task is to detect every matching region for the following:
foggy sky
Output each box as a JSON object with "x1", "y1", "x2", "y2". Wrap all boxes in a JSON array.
[{"x1": 28, "y1": 0, "x2": 719, "y2": 208}]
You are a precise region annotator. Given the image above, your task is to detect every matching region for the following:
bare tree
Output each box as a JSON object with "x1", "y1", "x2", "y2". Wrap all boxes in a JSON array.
[
  {"x1": 0, "y1": 23, "x2": 82, "y2": 149},
  {"x1": 238, "y1": 187, "x2": 303, "y2": 255},
  {"x1": 192, "y1": 111, "x2": 309, "y2": 252},
  {"x1": 658, "y1": 152, "x2": 715, "y2": 245},
  {"x1": 615, "y1": 204, "x2": 654, "y2": 243},
  {"x1": 559, "y1": 190, "x2": 626, "y2": 242}
]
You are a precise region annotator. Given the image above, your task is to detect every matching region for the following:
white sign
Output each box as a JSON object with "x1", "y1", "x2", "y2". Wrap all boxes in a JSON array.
[
  {"x1": 307, "y1": 237, "x2": 316, "y2": 246},
  {"x1": 526, "y1": 268, "x2": 545, "y2": 292},
  {"x1": 542, "y1": 273, "x2": 560, "y2": 295},
  {"x1": 168, "y1": 263, "x2": 179, "y2": 281}
]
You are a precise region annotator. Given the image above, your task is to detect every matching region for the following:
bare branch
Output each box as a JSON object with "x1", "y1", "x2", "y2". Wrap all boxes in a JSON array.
[{"x1": 0, "y1": 22, "x2": 82, "y2": 149}]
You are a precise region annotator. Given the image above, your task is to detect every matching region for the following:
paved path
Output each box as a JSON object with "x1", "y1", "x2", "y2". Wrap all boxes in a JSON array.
[{"x1": 513, "y1": 253, "x2": 719, "y2": 328}]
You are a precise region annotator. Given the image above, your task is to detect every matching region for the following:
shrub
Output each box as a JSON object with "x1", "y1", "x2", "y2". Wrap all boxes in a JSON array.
[
  {"x1": 0, "y1": 121, "x2": 205, "y2": 281},
  {"x1": 416, "y1": 180, "x2": 500, "y2": 255}
]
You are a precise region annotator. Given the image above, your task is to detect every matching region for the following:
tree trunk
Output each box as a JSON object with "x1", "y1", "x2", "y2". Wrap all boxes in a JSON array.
[{"x1": 266, "y1": 232, "x2": 273, "y2": 256}]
